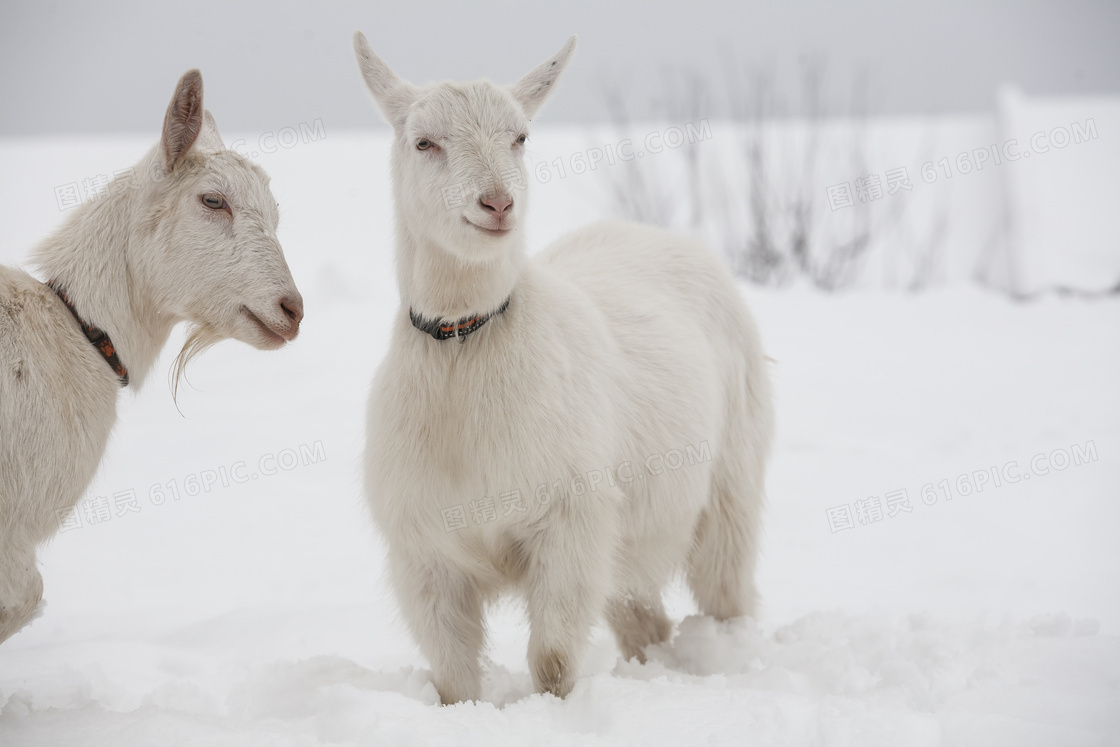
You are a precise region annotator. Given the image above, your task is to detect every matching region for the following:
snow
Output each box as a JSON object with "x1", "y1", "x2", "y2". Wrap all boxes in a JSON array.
[
  {"x1": 1, "y1": 129, "x2": 1119, "y2": 745},
  {"x1": 993, "y1": 90, "x2": 1120, "y2": 294}
]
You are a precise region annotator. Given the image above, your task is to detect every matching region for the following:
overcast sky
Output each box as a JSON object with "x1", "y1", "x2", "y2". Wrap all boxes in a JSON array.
[{"x1": 2, "y1": 0, "x2": 1118, "y2": 136}]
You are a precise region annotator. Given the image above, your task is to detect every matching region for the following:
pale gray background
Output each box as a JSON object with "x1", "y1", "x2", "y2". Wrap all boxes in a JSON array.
[{"x1": 2, "y1": 0, "x2": 1118, "y2": 134}]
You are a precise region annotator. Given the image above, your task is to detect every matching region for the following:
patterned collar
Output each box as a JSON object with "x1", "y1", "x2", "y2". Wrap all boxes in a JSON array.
[
  {"x1": 408, "y1": 297, "x2": 510, "y2": 343},
  {"x1": 49, "y1": 282, "x2": 130, "y2": 387}
]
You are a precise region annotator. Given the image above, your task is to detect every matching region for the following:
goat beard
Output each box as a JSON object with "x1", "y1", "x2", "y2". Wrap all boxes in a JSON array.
[{"x1": 170, "y1": 322, "x2": 223, "y2": 406}]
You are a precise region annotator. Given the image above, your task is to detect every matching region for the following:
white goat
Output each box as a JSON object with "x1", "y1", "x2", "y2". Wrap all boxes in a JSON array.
[
  {"x1": 0, "y1": 70, "x2": 304, "y2": 644},
  {"x1": 355, "y1": 33, "x2": 773, "y2": 703}
]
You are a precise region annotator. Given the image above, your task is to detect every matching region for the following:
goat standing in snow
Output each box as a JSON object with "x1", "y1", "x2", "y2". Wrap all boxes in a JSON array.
[
  {"x1": 0, "y1": 70, "x2": 304, "y2": 644},
  {"x1": 355, "y1": 33, "x2": 773, "y2": 704}
]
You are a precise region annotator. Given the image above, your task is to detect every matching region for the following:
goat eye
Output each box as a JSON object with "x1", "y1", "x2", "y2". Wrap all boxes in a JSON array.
[
  {"x1": 416, "y1": 139, "x2": 432, "y2": 151},
  {"x1": 201, "y1": 193, "x2": 227, "y2": 210}
]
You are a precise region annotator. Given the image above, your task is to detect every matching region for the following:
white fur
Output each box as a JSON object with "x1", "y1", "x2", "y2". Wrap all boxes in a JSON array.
[
  {"x1": 355, "y1": 32, "x2": 774, "y2": 703},
  {"x1": 0, "y1": 70, "x2": 303, "y2": 644}
]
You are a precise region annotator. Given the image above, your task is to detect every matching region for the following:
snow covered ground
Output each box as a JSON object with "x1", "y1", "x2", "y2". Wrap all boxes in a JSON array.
[{"x1": 1, "y1": 129, "x2": 1118, "y2": 745}]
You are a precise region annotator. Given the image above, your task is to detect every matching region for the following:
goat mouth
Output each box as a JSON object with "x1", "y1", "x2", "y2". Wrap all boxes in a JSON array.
[
  {"x1": 240, "y1": 306, "x2": 295, "y2": 344},
  {"x1": 464, "y1": 218, "x2": 510, "y2": 237}
]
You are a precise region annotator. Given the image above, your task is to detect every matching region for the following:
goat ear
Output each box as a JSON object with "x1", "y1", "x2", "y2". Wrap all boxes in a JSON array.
[
  {"x1": 510, "y1": 36, "x2": 577, "y2": 119},
  {"x1": 195, "y1": 110, "x2": 224, "y2": 151},
  {"x1": 161, "y1": 69, "x2": 205, "y2": 171},
  {"x1": 353, "y1": 31, "x2": 416, "y2": 127}
]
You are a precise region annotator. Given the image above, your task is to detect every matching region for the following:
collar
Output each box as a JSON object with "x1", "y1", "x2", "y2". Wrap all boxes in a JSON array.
[
  {"x1": 409, "y1": 296, "x2": 510, "y2": 343},
  {"x1": 49, "y1": 282, "x2": 130, "y2": 387}
]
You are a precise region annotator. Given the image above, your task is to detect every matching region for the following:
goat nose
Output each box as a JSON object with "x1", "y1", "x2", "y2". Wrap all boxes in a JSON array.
[
  {"x1": 280, "y1": 295, "x2": 304, "y2": 325},
  {"x1": 480, "y1": 195, "x2": 513, "y2": 215}
]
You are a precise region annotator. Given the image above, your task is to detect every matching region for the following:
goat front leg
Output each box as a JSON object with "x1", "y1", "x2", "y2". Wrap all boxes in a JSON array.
[
  {"x1": 390, "y1": 552, "x2": 486, "y2": 705},
  {"x1": 522, "y1": 493, "x2": 619, "y2": 698},
  {"x1": 0, "y1": 540, "x2": 44, "y2": 645}
]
